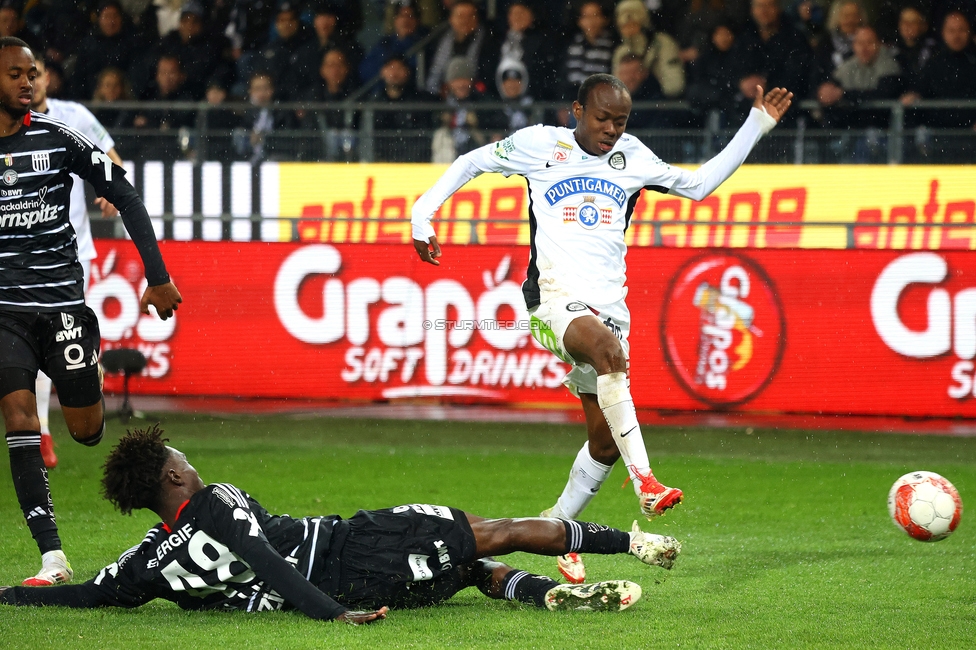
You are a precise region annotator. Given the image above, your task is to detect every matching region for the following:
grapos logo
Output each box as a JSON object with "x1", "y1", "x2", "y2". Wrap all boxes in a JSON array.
[
  {"x1": 86, "y1": 249, "x2": 177, "y2": 378},
  {"x1": 661, "y1": 253, "x2": 785, "y2": 407},
  {"x1": 273, "y1": 245, "x2": 567, "y2": 398}
]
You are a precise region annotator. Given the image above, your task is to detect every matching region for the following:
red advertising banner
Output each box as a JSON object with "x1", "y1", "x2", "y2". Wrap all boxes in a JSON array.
[{"x1": 91, "y1": 241, "x2": 976, "y2": 418}]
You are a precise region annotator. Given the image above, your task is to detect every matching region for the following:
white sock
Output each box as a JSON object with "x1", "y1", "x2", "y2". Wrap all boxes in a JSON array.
[
  {"x1": 35, "y1": 372, "x2": 52, "y2": 434},
  {"x1": 597, "y1": 372, "x2": 651, "y2": 495},
  {"x1": 548, "y1": 443, "x2": 613, "y2": 519}
]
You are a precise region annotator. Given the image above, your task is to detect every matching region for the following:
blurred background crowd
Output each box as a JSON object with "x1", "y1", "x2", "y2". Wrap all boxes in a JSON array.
[{"x1": 10, "y1": 0, "x2": 974, "y2": 162}]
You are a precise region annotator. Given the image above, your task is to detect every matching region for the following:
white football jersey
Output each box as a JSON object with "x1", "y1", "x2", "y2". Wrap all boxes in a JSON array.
[
  {"x1": 45, "y1": 98, "x2": 116, "y2": 264},
  {"x1": 413, "y1": 108, "x2": 776, "y2": 319}
]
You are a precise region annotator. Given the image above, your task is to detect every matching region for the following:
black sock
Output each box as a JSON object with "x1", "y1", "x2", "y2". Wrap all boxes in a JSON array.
[
  {"x1": 6, "y1": 431, "x2": 61, "y2": 553},
  {"x1": 499, "y1": 570, "x2": 559, "y2": 607},
  {"x1": 562, "y1": 519, "x2": 630, "y2": 555}
]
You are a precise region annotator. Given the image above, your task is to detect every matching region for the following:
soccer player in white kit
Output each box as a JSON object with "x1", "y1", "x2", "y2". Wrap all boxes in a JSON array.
[
  {"x1": 412, "y1": 74, "x2": 792, "y2": 583},
  {"x1": 31, "y1": 56, "x2": 125, "y2": 469}
]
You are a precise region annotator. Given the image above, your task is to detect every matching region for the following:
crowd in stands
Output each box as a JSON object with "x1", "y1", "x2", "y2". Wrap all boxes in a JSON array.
[{"x1": 5, "y1": 0, "x2": 973, "y2": 162}]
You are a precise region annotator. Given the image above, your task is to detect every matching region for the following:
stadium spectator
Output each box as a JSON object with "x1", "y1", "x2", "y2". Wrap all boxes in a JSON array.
[
  {"x1": 193, "y1": 77, "x2": 241, "y2": 161},
  {"x1": 90, "y1": 67, "x2": 136, "y2": 153},
  {"x1": 294, "y1": 1, "x2": 364, "y2": 96},
  {"x1": 372, "y1": 55, "x2": 437, "y2": 161},
  {"x1": 902, "y1": 11, "x2": 976, "y2": 132},
  {"x1": 560, "y1": 1, "x2": 616, "y2": 100},
  {"x1": 0, "y1": 0, "x2": 41, "y2": 51},
  {"x1": 484, "y1": 58, "x2": 534, "y2": 138},
  {"x1": 21, "y1": 0, "x2": 88, "y2": 66},
  {"x1": 613, "y1": 0, "x2": 685, "y2": 98},
  {"x1": 613, "y1": 53, "x2": 664, "y2": 129},
  {"x1": 359, "y1": 0, "x2": 428, "y2": 87},
  {"x1": 235, "y1": 71, "x2": 296, "y2": 163},
  {"x1": 152, "y1": 0, "x2": 185, "y2": 37},
  {"x1": 431, "y1": 56, "x2": 488, "y2": 162},
  {"x1": 132, "y1": 54, "x2": 195, "y2": 159},
  {"x1": 383, "y1": 0, "x2": 444, "y2": 31},
  {"x1": 785, "y1": 0, "x2": 827, "y2": 44},
  {"x1": 890, "y1": 5, "x2": 937, "y2": 91},
  {"x1": 425, "y1": 0, "x2": 491, "y2": 96},
  {"x1": 152, "y1": 1, "x2": 233, "y2": 100},
  {"x1": 809, "y1": 0, "x2": 866, "y2": 89},
  {"x1": 70, "y1": 0, "x2": 140, "y2": 100},
  {"x1": 0, "y1": 427, "x2": 675, "y2": 618},
  {"x1": 224, "y1": 0, "x2": 278, "y2": 96},
  {"x1": 315, "y1": 0, "x2": 363, "y2": 39},
  {"x1": 252, "y1": 2, "x2": 312, "y2": 101},
  {"x1": 687, "y1": 21, "x2": 741, "y2": 122},
  {"x1": 485, "y1": 1, "x2": 556, "y2": 100},
  {"x1": 817, "y1": 25, "x2": 901, "y2": 132},
  {"x1": 296, "y1": 48, "x2": 358, "y2": 161},
  {"x1": 675, "y1": 0, "x2": 737, "y2": 64},
  {"x1": 732, "y1": 0, "x2": 812, "y2": 120}
]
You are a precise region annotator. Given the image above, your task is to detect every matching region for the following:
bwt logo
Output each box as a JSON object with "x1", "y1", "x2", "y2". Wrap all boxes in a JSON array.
[
  {"x1": 273, "y1": 245, "x2": 566, "y2": 397},
  {"x1": 871, "y1": 252, "x2": 976, "y2": 399},
  {"x1": 86, "y1": 249, "x2": 177, "y2": 378}
]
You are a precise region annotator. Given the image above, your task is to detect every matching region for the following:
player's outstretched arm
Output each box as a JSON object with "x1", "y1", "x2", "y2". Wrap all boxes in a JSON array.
[
  {"x1": 413, "y1": 235, "x2": 442, "y2": 265},
  {"x1": 336, "y1": 606, "x2": 389, "y2": 625},
  {"x1": 753, "y1": 85, "x2": 793, "y2": 123},
  {"x1": 140, "y1": 281, "x2": 183, "y2": 320}
]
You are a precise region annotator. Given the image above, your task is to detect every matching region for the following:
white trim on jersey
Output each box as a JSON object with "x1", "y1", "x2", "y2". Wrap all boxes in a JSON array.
[{"x1": 31, "y1": 112, "x2": 99, "y2": 149}]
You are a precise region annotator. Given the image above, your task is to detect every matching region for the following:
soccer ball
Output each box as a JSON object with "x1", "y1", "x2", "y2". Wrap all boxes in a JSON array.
[{"x1": 887, "y1": 471, "x2": 962, "y2": 542}]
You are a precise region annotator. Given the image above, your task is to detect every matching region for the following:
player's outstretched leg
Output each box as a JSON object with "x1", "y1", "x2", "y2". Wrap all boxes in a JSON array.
[
  {"x1": 595, "y1": 372, "x2": 683, "y2": 520},
  {"x1": 464, "y1": 558, "x2": 642, "y2": 612},
  {"x1": 468, "y1": 516, "x2": 680, "y2": 570}
]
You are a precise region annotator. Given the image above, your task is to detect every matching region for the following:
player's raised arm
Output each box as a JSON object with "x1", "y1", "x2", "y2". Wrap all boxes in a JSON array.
[
  {"x1": 411, "y1": 127, "x2": 541, "y2": 265},
  {"x1": 665, "y1": 86, "x2": 793, "y2": 202},
  {"x1": 62, "y1": 131, "x2": 182, "y2": 319}
]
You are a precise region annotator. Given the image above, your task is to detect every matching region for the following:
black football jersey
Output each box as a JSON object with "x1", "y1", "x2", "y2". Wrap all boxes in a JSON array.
[
  {"x1": 0, "y1": 111, "x2": 168, "y2": 312},
  {"x1": 5, "y1": 484, "x2": 348, "y2": 619}
]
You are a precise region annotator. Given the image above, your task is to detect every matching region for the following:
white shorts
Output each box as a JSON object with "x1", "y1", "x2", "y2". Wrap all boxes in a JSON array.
[{"x1": 529, "y1": 295, "x2": 630, "y2": 397}]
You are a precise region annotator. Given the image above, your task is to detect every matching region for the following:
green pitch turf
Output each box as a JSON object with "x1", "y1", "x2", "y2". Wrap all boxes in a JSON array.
[{"x1": 1, "y1": 413, "x2": 974, "y2": 649}]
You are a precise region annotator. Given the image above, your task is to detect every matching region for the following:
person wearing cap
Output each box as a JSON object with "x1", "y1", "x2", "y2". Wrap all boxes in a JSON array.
[
  {"x1": 485, "y1": 0, "x2": 556, "y2": 100},
  {"x1": 252, "y1": 1, "x2": 313, "y2": 101},
  {"x1": 484, "y1": 58, "x2": 533, "y2": 138},
  {"x1": 613, "y1": 0, "x2": 685, "y2": 98},
  {"x1": 424, "y1": 0, "x2": 490, "y2": 96},
  {"x1": 153, "y1": 0, "x2": 233, "y2": 99},
  {"x1": 431, "y1": 55, "x2": 488, "y2": 162},
  {"x1": 69, "y1": 0, "x2": 140, "y2": 99}
]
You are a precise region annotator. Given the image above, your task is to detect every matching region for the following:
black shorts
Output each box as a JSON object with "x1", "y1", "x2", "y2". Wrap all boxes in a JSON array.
[
  {"x1": 333, "y1": 505, "x2": 477, "y2": 610},
  {"x1": 0, "y1": 308, "x2": 101, "y2": 407}
]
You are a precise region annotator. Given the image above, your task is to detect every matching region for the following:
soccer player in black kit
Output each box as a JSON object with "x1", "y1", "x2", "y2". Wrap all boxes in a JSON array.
[
  {"x1": 0, "y1": 426, "x2": 682, "y2": 621},
  {"x1": 0, "y1": 38, "x2": 183, "y2": 586}
]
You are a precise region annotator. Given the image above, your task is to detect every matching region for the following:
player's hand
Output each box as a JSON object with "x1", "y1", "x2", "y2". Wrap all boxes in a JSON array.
[
  {"x1": 94, "y1": 196, "x2": 119, "y2": 217},
  {"x1": 336, "y1": 606, "x2": 388, "y2": 625},
  {"x1": 754, "y1": 85, "x2": 793, "y2": 122},
  {"x1": 413, "y1": 236, "x2": 442, "y2": 266},
  {"x1": 140, "y1": 281, "x2": 183, "y2": 320}
]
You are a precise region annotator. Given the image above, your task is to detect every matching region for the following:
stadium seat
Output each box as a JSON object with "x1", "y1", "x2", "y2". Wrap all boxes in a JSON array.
[{"x1": 101, "y1": 348, "x2": 148, "y2": 424}]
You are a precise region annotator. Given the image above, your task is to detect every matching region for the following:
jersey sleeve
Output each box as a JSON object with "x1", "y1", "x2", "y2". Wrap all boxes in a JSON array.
[
  {"x1": 2, "y1": 545, "x2": 156, "y2": 609},
  {"x1": 74, "y1": 104, "x2": 116, "y2": 153},
  {"x1": 198, "y1": 484, "x2": 348, "y2": 620},
  {"x1": 410, "y1": 125, "x2": 544, "y2": 242},
  {"x1": 60, "y1": 125, "x2": 170, "y2": 286}
]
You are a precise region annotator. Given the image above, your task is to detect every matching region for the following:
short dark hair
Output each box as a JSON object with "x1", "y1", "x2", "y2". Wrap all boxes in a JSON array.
[
  {"x1": 577, "y1": 73, "x2": 628, "y2": 108},
  {"x1": 102, "y1": 424, "x2": 171, "y2": 515},
  {"x1": 0, "y1": 36, "x2": 30, "y2": 51}
]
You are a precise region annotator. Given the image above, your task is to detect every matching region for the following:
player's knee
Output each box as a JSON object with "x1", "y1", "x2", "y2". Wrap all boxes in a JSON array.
[{"x1": 71, "y1": 419, "x2": 104, "y2": 446}]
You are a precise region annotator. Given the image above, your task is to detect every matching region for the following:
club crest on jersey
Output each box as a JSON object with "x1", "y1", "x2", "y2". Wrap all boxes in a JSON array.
[
  {"x1": 31, "y1": 152, "x2": 50, "y2": 173},
  {"x1": 562, "y1": 195, "x2": 612, "y2": 230},
  {"x1": 551, "y1": 141, "x2": 573, "y2": 163},
  {"x1": 545, "y1": 177, "x2": 626, "y2": 207},
  {"x1": 2, "y1": 168, "x2": 17, "y2": 186},
  {"x1": 609, "y1": 152, "x2": 626, "y2": 170}
]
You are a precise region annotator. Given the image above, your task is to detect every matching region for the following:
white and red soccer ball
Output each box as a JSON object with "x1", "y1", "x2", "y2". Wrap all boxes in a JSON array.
[{"x1": 888, "y1": 471, "x2": 962, "y2": 542}]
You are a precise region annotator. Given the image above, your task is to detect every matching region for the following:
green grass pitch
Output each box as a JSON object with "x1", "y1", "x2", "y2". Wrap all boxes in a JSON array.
[{"x1": 1, "y1": 413, "x2": 974, "y2": 649}]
